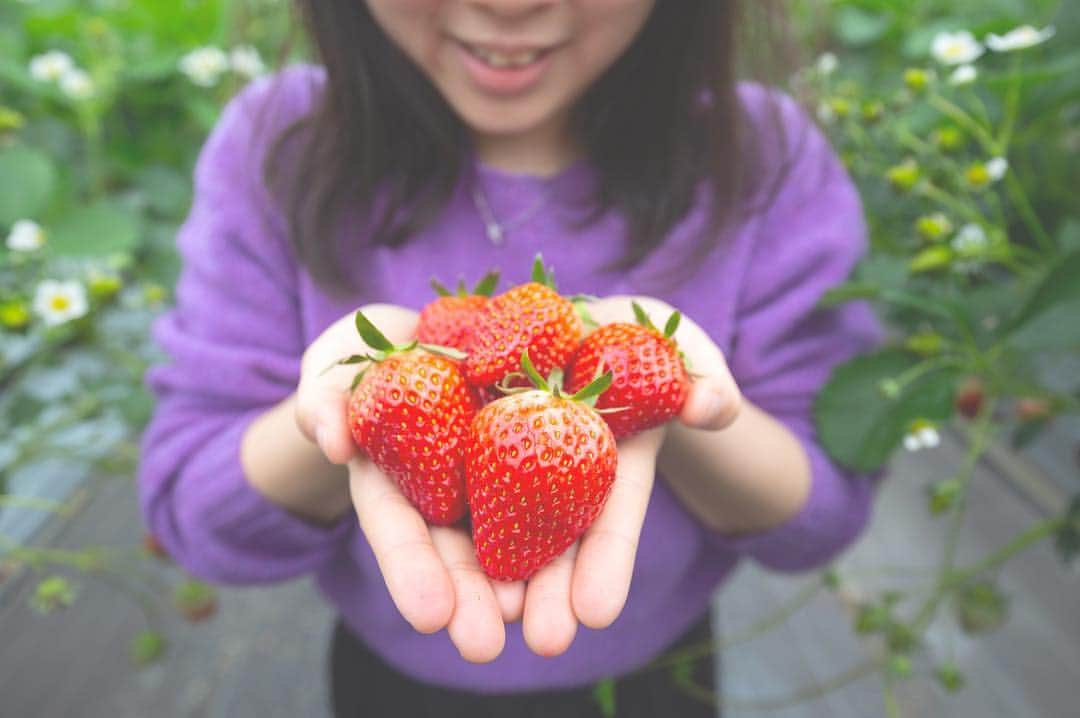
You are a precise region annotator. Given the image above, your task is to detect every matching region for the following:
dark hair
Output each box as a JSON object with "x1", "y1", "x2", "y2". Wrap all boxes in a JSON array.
[{"x1": 270, "y1": 1, "x2": 792, "y2": 295}]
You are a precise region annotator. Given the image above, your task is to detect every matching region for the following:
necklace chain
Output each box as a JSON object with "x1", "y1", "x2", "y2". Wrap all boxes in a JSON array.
[{"x1": 471, "y1": 178, "x2": 552, "y2": 246}]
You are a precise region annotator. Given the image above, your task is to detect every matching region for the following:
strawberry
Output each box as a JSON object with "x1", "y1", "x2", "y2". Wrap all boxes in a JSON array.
[
  {"x1": 343, "y1": 312, "x2": 480, "y2": 525},
  {"x1": 565, "y1": 302, "x2": 690, "y2": 439},
  {"x1": 416, "y1": 271, "x2": 499, "y2": 351},
  {"x1": 466, "y1": 352, "x2": 617, "y2": 581},
  {"x1": 464, "y1": 255, "x2": 583, "y2": 390},
  {"x1": 1016, "y1": 397, "x2": 1053, "y2": 423},
  {"x1": 143, "y1": 533, "x2": 170, "y2": 562},
  {"x1": 954, "y1": 377, "x2": 984, "y2": 420}
]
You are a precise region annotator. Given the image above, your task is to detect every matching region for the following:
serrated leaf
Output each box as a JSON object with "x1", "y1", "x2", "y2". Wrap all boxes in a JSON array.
[
  {"x1": 46, "y1": 202, "x2": 141, "y2": 257},
  {"x1": 0, "y1": 146, "x2": 57, "y2": 226},
  {"x1": 814, "y1": 350, "x2": 959, "y2": 473}
]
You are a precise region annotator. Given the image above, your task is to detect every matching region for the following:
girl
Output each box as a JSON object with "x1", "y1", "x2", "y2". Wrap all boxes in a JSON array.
[{"x1": 138, "y1": 1, "x2": 880, "y2": 715}]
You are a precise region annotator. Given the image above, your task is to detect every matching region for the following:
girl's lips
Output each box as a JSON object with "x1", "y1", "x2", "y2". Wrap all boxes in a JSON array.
[{"x1": 457, "y1": 41, "x2": 557, "y2": 97}]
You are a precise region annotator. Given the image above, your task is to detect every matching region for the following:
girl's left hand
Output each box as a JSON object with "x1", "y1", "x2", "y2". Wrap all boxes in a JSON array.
[{"x1": 518, "y1": 295, "x2": 743, "y2": 657}]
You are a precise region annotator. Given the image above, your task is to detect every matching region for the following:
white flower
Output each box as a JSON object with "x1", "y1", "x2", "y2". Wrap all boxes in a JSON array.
[
  {"x1": 816, "y1": 52, "x2": 838, "y2": 76},
  {"x1": 931, "y1": 31, "x2": 985, "y2": 65},
  {"x1": 59, "y1": 68, "x2": 94, "y2": 99},
  {"x1": 951, "y1": 224, "x2": 989, "y2": 256},
  {"x1": 917, "y1": 427, "x2": 941, "y2": 449},
  {"x1": 904, "y1": 423, "x2": 941, "y2": 452},
  {"x1": 33, "y1": 280, "x2": 88, "y2": 326},
  {"x1": 229, "y1": 45, "x2": 265, "y2": 79},
  {"x1": 29, "y1": 50, "x2": 75, "y2": 83},
  {"x1": 986, "y1": 157, "x2": 1009, "y2": 181},
  {"x1": 986, "y1": 25, "x2": 1055, "y2": 52},
  {"x1": 6, "y1": 219, "x2": 46, "y2": 251},
  {"x1": 179, "y1": 47, "x2": 229, "y2": 87},
  {"x1": 949, "y1": 64, "x2": 978, "y2": 86}
]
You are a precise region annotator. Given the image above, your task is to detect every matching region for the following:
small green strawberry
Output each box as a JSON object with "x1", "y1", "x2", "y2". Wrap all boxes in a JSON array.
[
  {"x1": 466, "y1": 352, "x2": 616, "y2": 581},
  {"x1": 564, "y1": 302, "x2": 690, "y2": 439},
  {"x1": 344, "y1": 312, "x2": 480, "y2": 525}
]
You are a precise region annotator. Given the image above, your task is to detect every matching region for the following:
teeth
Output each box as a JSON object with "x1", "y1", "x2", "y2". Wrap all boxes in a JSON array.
[{"x1": 470, "y1": 46, "x2": 542, "y2": 69}]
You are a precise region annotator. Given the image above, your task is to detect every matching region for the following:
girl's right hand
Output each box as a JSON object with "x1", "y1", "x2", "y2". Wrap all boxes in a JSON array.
[{"x1": 294, "y1": 304, "x2": 525, "y2": 663}]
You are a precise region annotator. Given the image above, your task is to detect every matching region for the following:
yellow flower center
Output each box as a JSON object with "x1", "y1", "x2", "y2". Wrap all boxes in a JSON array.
[{"x1": 50, "y1": 295, "x2": 71, "y2": 312}]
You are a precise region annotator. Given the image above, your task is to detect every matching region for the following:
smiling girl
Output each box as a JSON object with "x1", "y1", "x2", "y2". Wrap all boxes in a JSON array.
[{"x1": 138, "y1": 1, "x2": 880, "y2": 715}]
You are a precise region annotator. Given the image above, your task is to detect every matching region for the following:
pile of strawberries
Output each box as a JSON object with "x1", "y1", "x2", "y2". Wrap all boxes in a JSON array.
[{"x1": 343, "y1": 257, "x2": 690, "y2": 581}]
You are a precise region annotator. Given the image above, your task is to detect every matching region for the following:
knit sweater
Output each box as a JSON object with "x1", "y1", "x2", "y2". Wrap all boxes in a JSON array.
[{"x1": 137, "y1": 65, "x2": 880, "y2": 693}]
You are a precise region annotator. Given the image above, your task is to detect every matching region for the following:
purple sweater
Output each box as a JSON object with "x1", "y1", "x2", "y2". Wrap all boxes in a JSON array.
[{"x1": 138, "y1": 66, "x2": 879, "y2": 693}]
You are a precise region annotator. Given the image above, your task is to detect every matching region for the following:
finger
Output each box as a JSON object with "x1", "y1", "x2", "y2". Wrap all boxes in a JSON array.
[
  {"x1": 522, "y1": 543, "x2": 579, "y2": 658},
  {"x1": 349, "y1": 460, "x2": 454, "y2": 634},
  {"x1": 571, "y1": 430, "x2": 661, "y2": 629},
  {"x1": 679, "y1": 372, "x2": 742, "y2": 431},
  {"x1": 491, "y1": 579, "x2": 526, "y2": 623},
  {"x1": 296, "y1": 384, "x2": 360, "y2": 465},
  {"x1": 430, "y1": 527, "x2": 506, "y2": 663}
]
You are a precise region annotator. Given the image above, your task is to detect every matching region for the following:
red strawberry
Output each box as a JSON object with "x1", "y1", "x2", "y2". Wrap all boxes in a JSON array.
[
  {"x1": 954, "y1": 377, "x2": 984, "y2": 420},
  {"x1": 344, "y1": 312, "x2": 480, "y2": 525},
  {"x1": 565, "y1": 302, "x2": 690, "y2": 439},
  {"x1": 143, "y1": 533, "x2": 170, "y2": 562},
  {"x1": 1016, "y1": 397, "x2": 1053, "y2": 423},
  {"x1": 466, "y1": 353, "x2": 617, "y2": 581},
  {"x1": 416, "y1": 271, "x2": 499, "y2": 351},
  {"x1": 464, "y1": 255, "x2": 583, "y2": 390}
]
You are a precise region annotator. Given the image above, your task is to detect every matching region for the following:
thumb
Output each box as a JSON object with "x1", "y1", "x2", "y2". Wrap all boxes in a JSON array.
[
  {"x1": 679, "y1": 373, "x2": 742, "y2": 431},
  {"x1": 296, "y1": 386, "x2": 360, "y2": 465}
]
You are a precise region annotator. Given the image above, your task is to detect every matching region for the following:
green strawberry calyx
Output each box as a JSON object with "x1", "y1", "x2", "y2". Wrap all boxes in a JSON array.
[
  {"x1": 430, "y1": 270, "x2": 500, "y2": 298},
  {"x1": 322, "y1": 310, "x2": 468, "y2": 390},
  {"x1": 631, "y1": 300, "x2": 681, "y2": 339},
  {"x1": 495, "y1": 350, "x2": 613, "y2": 408}
]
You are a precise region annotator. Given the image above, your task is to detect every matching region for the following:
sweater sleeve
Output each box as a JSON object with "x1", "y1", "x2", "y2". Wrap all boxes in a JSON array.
[
  {"x1": 137, "y1": 70, "x2": 354, "y2": 585},
  {"x1": 704, "y1": 91, "x2": 882, "y2": 572}
]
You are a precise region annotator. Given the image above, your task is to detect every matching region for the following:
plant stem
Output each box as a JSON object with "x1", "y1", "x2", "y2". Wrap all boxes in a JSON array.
[
  {"x1": 912, "y1": 399, "x2": 997, "y2": 631},
  {"x1": 884, "y1": 680, "x2": 904, "y2": 718},
  {"x1": 722, "y1": 658, "x2": 881, "y2": 712},
  {"x1": 928, "y1": 95, "x2": 999, "y2": 154},
  {"x1": 0, "y1": 494, "x2": 72, "y2": 515},
  {"x1": 948, "y1": 514, "x2": 1068, "y2": 589}
]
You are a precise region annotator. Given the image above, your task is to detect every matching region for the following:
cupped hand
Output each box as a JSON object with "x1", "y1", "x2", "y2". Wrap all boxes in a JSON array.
[
  {"x1": 293, "y1": 303, "x2": 524, "y2": 663},
  {"x1": 516, "y1": 295, "x2": 743, "y2": 657}
]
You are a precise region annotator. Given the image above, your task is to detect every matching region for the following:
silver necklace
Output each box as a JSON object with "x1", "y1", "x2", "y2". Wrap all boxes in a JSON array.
[{"x1": 471, "y1": 178, "x2": 552, "y2": 246}]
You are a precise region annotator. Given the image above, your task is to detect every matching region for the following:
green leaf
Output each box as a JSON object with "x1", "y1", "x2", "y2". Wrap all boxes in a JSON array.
[
  {"x1": 430, "y1": 278, "x2": 453, "y2": 297},
  {"x1": 820, "y1": 283, "x2": 968, "y2": 326},
  {"x1": 631, "y1": 301, "x2": 653, "y2": 330},
  {"x1": 1006, "y1": 299, "x2": 1080, "y2": 351},
  {"x1": 46, "y1": 202, "x2": 141, "y2": 257},
  {"x1": 354, "y1": 311, "x2": 395, "y2": 352},
  {"x1": 472, "y1": 270, "x2": 500, "y2": 297},
  {"x1": 813, "y1": 350, "x2": 959, "y2": 473},
  {"x1": 835, "y1": 6, "x2": 892, "y2": 47},
  {"x1": 0, "y1": 146, "x2": 57, "y2": 226},
  {"x1": 935, "y1": 663, "x2": 967, "y2": 694},
  {"x1": 1058, "y1": 220, "x2": 1080, "y2": 253},
  {"x1": 530, "y1": 254, "x2": 556, "y2": 289},
  {"x1": 1006, "y1": 251, "x2": 1080, "y2": 336},
  {"x1": 570, "y1": 371, "x2": 613, "y2": 404},
  {"x1": 663, "y1": 311, "x2": 681, "y2": 339},
  {"x1": 592, "y1": 678, "x2": 616, "y2": 717}
]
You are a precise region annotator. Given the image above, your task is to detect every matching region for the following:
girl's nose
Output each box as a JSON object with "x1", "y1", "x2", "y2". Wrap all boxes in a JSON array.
[{"x1": 468, "y1": 0, "x2": 559, "y2": 22}]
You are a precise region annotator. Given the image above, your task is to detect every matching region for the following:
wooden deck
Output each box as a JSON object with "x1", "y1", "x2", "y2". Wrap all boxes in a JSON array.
[{"x1": 1, "y1": 434, "x2": 1076, "y2": 717}]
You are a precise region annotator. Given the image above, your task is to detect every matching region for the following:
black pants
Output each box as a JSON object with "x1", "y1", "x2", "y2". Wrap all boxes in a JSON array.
[{"x1": 328, "y1": 614, "x2": 718, "y2": 718}]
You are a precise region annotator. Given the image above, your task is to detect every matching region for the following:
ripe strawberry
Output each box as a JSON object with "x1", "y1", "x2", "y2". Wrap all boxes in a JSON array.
[
  {"x1": 565, "y1": 302, "x2": 690, "y2": 439},
  {"x1": 344, "y1": 312, "x2": 480, "y2": 525},
  {"x1": 416, "y1": 271, "x2": 499, "y2": 351},
  {"x1": 464, "y1": 255, "x2": 583, "y2": 390},
  {"x1": 466, "y1": 352, "x2": 617, "y2": 581},
  {"x1": 954, "y1": 377, "x2": 984, "y2": 420}
]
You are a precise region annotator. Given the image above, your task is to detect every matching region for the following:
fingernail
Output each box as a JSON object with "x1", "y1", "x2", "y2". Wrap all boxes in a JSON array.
[{"x1": 703, "y1": 384, "x2": 737, "y2": 428}]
